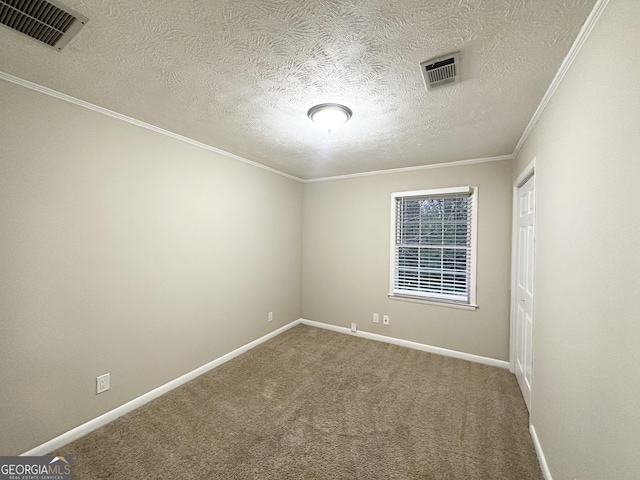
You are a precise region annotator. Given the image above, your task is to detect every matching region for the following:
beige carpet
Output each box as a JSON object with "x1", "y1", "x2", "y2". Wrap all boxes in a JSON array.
[{"x1": 53, "y1": 325, "x2": 543, "y2": 479}]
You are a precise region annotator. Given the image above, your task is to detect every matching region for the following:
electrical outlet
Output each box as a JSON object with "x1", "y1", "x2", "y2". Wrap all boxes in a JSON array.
[
  {"x1": 268, "y1": 311, "x2": 273, "y2": 322},
  {"x1": 96, "y1": 373, "x2": 110, "y2": 394},
  {"x1": 350, "y1": 322, "x2": 357, "y2": 332},
  {"x1": 383, "y1": 315, "x2": 390, "y2": 325},
  {"x1": 373, "y1": 313, "x2": 379, "y2": 323}
]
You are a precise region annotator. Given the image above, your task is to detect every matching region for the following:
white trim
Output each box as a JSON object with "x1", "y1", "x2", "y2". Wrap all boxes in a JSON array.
[
  {"x1": 530, "y1": 424, "x2": 553, "y2": 480},
  {"x1": 512, "y1": 0, "x2": 611, "y2": 158},
  {"x1": 509, "y1": 185, "x2": 518, "y2": 375},
  {"x1": 0, "y1": 71, "x2": 303, "y2": 183},
  {"x1": 390, "y1": 186, "x2": 471, "y2": 199},
  {"x1": 510, "y1": 158, "x2": 536, "y2": 373},
  {"x1": 388, "y1": 186, "x2": 478, "y2": 308},
  {"x1": 0, "y1": 0, "x2": 611, "y2": 184},
  {"x1": 469, "y1": 185, "x2": 479, "y2": 307},
  {"x1": 21, "y1": 320, "x2": 303, "y2": 456},
  {"x1": 388, "y1": 294, "x2": 477, "y2": 310},
  {"x1": 299, "y1": 318, "x2": 509, "y2": 369},
  {"x1": 303, "y1": 155, "x2": 513, "y2": 183},
  {"x1": 514, "y1": 158, "x2": 536, "y2": 188},
  {"x1": 0, "y1": 70, "x2": 514, "y2": 184},
  {"x1": 20, "y1": 317, "x2": 509, "y2": 455},
  {"x1": 389, "y1": 192, "x2": 397, "y2": 301}
]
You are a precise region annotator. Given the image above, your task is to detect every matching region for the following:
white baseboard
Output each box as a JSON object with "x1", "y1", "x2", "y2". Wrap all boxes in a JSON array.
[
  {"x1": 530, "y1": 424, "x2": 553, "y2": 480},
  {"x1": 299, "y1": 319, "x2": 510, "y2": 369},
  {"x1": 22, "y1": 317, "x2": 508, "y2": 455},
  {"x1": 21, "y1": 320, "x2": 302, "y2": 456}
]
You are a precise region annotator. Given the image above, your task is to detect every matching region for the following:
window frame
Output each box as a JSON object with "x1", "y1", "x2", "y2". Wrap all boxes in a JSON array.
[{"x1": 388, "y1": 186, "x2": 478, "y2": 310}]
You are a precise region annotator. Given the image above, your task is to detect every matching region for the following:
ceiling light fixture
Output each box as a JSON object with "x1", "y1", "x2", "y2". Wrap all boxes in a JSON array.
[{"x1": 307, "y1": 103, "x2": 352, "y2": 133}]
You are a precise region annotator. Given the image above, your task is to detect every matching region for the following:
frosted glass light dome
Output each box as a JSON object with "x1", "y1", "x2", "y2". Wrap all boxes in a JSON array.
[{"x1": 307, "y1": 103, "x2": 352, "y2": 133}]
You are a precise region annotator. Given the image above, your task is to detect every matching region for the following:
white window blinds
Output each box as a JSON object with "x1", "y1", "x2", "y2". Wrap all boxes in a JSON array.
[{"x1": 390, "y1": 187, "x2": 477, "y2": 305}]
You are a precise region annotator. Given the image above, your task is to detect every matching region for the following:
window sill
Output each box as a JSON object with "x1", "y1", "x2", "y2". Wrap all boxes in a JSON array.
[{"x1": 388, "y1": 294, "x2": 478, "y2": 311}]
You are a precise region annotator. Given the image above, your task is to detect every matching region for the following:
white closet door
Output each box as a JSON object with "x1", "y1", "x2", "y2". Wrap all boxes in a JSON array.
[{"x1": 515, "y1": 175, "x2": 535, "y2": 411}]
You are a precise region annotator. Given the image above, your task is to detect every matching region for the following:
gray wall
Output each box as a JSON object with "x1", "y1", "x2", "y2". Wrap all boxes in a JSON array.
[
  {"x1": 0, "y1": 80, "x2": 303, "y2": 455},
  {"x1": 302, "y1": 160, "x2": 513, "y2": 361},
  {"x1": 5, "y1": 3, "x2": 638, "y2": 473},
  {"x1": 513, "y1": 0, "x2": 640, "y2": 478}
]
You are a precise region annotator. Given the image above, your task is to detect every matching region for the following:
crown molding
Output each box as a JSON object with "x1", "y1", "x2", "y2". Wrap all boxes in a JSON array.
[
  {"x1": 512, "y1": 0, "x2": 611, "y2": 158},
  {"x1": 3, "y1": 0, "x2": 611, "y2": 188},
  {"x1": 0, "y1": 69, "x2": 513, "y2": 183},
  {"x1": 302, "y1": 154, "x2": 514, "y2": 183},
  {"x1": 0, "y1": 71, "x2": 304, "y2": 183}
]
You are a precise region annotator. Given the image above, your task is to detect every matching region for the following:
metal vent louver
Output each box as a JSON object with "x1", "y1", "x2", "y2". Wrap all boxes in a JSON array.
[
  {"x1": 0, "y1": 0, "x2": 87, "y2": 50},
  {"x1": 420, "y1": 52, "x2": 460, "y2": 91}
]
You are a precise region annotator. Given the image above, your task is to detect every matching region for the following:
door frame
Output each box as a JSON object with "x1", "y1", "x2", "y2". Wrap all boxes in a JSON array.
[{"x1": 509, "y1": 158, "x2": 536, "y2": 377}]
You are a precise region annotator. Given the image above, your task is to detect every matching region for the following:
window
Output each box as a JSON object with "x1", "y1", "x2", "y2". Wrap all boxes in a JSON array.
[{"x1": 389, "y1": 186, "x2": 477, "y2": 308}]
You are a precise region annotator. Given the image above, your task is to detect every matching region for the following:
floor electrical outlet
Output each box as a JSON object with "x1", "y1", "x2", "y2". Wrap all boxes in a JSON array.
[
  {"x1": 351, "y1": 322, "x2": 357, "y2": 332},
  {"x1": 373, "y1": 313, "x2": 379, "y2": 323},
  {"x1": 383, "y1": 315, "x2": 390, "y2": 325},
  {"x1": 97, "y1": 373, "x2": 110, "y2": 394}
]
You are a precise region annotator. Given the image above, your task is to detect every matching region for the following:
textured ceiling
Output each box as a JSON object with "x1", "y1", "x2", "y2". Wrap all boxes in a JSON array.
[{"x1": 0, "y1": 0, "x2": 596, "y2": 179}]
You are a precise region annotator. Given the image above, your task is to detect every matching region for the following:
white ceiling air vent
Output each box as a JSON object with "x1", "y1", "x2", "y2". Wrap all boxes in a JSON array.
[
  {"x1": 420, "y1": 52, "x2": 460, "y2": 91},
  {"x1": 0, "y1": 0, "x2": 88, "y2": 50}
]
